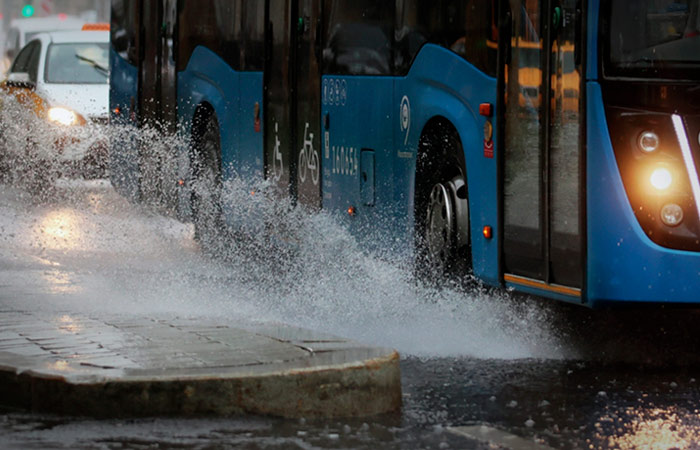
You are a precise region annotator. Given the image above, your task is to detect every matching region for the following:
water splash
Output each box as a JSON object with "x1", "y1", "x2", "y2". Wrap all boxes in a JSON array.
[{"x1": 0, "y1": 101, "x2": 569, "y2": 360}]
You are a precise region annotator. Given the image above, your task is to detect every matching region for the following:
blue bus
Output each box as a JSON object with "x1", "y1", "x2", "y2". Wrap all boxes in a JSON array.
[{"x1": 109, "y1": 0, "x2": 700, "y2": 308}]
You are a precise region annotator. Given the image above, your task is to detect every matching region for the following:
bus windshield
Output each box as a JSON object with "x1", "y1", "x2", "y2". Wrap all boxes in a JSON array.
[{"x1": 607, "y1": 0, "x2": 700, "y2": 79}]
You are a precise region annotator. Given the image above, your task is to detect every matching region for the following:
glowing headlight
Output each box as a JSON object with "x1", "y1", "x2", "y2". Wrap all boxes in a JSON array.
[
  {"x1": 48, "y1": 107, "x2": 78, "y2": 126},
  {"x1": 638, "y1": 131, "x2": 659, "y2": 153},
  {"x1": 650, "y1": 167, "x2": 672, "y2": 191}
]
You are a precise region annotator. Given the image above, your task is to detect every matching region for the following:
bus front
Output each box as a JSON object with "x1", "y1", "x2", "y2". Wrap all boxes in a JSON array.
[{"x1": 588, "y1": 0, "x2": 700, "y2": 306}]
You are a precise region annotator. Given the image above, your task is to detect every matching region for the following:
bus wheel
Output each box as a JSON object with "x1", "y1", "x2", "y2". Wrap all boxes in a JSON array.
[
  {"x1": 190, "y1": 113, "x2": 224, "y2": 249},
  {"x1": 415, "y1": 125, "x2": 471, "y2": 283},
  {"x1": 425, "y1": 175, "x2": 470, "y2": 276}
]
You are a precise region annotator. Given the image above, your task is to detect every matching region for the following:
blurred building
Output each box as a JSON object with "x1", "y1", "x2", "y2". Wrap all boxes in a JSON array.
[{"x1": 0, "y1": 0, "x2": 109, "y2": 27}]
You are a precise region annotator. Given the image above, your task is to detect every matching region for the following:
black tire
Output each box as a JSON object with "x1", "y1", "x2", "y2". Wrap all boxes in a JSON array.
[
  {"x1": 414, "y1": 122, "x2": 472, "y2": 284},
  {"x1": 190, "y1": 112, "x2": 224, "y2": 250}
]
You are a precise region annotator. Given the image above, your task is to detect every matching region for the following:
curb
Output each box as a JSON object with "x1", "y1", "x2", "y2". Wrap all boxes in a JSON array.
[{"x1": 0, "y1": 350, "x2": 401, "y2": 418}]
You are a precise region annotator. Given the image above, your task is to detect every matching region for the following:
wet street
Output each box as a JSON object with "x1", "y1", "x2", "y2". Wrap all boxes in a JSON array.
[{"x1": 1, "y1": 180, "x2": 700, "y2": 449}]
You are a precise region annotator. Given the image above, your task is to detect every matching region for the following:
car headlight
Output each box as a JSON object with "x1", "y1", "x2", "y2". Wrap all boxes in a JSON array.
[{"x1": 48, "y1": 107, "x2": 82, "y2": 126}]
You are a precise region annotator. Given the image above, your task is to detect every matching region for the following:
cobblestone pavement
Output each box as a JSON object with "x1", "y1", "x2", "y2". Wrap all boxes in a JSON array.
[{"x1": 0, "y1": 309, "x2": 400, "y2": 418}]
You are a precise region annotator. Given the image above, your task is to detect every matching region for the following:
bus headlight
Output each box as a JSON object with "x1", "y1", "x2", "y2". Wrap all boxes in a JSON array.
[
  {"x1": 660, "y1": 203, "x2": 684, "y2": 227},
  {"x1": 48, "y1": 107, "x2": 80, "y2": 126},
  {"x1": 638, "y1": 131, "x2": 659, "y2": 153},
  {"x1": 649, "y1": 167, "x2": 673, "y2": 191},
  {"x1": 650, "y1": 167, "x2": 672, "y2": 191},
  {"x1": 607, "y1": 107, "x2": 700, "y2": 251}
]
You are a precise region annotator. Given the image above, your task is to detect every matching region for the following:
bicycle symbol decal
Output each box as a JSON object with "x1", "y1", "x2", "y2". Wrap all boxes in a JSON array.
[
  {"x1": 272, "y1": 121, "x2": 283, "y2": 181},
  {"x1": 400, "y1": 95, "x2": 411, "y2": 145},
  {"x1": 298, "y1": 122, "x2": 319, "y2": 185}
]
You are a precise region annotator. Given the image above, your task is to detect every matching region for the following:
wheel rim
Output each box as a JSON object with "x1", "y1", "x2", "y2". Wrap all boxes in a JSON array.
[
  {"x1": 426, "y1": 182, "x2": 454, "y2": 269},
  {"x1": 447, "y1": 175, "x2": 469, "y2": 249}
]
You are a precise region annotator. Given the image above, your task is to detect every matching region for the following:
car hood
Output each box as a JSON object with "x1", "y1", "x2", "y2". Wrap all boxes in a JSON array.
[{"x1": 41, "y1": 83, "x2": 109, "y2": 120}]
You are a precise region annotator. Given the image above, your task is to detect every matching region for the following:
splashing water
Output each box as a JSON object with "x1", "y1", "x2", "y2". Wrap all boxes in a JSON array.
[{"x1": 0, "y1": 95, "x2": 571, "y2": 360}]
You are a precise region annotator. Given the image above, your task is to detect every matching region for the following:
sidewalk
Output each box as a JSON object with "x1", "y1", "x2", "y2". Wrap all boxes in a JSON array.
[{"x1": 0, "y1": 311, "x2": 401, "y2": 418}]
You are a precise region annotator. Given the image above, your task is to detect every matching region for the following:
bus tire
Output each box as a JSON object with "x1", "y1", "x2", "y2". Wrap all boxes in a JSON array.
[
  {"x1": 190, "y1": 111, "x2": 224, "y2": 250},
  {"x1": 414, "y1": 122, "x2": 471, "y2": 283}
]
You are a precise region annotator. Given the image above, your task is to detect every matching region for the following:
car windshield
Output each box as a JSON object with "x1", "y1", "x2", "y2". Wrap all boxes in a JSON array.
[
  {"x1": 607, "y1": 0, "x2": 700, "y2": 78},
  {"x1": 45, "y1": 42, "x2": 109, "y2": 84}
]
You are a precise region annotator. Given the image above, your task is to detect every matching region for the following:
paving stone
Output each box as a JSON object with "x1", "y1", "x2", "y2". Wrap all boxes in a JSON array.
[
  {"x1": 0, "y1": 339, "x2": 31, "y2": 348},
  {"x1": 3, "y1": 344, "x2": 49, "y2": 357}
]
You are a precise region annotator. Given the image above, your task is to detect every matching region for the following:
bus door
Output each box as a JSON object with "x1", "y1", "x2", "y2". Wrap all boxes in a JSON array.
[
  {"x1": 501, "y1": 0, "x2": 584, "y2": 291},
  {"x1": 138, "y1": 0, "x2": 178, "y2": 206},
  {"x1": 295, "y1": 0, "x2": 322, "y2": 208},
  {"x1": 264, "y1": 0, "x2": 322, "y2": 208},
  {"x1": 109, "y1": 0, "x2": 142, "y2": 202}
]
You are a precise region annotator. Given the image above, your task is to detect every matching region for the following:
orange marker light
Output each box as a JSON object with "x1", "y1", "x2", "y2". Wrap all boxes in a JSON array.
[
  {"x1": 483, "y1": 226, "x2": 492, "y2": 239},
  {"x1": 348, "y1": 206, "x2": 356, "y2": 216},
  {"x1": 479, "y1": 103, "x2": 493, "y2": 117},
  {"x1": 113, "y1": 107, "x2": 121, "y2": 115},
  {"x1": 177, "y1": 179, "x2": 185, "y2": 187}
]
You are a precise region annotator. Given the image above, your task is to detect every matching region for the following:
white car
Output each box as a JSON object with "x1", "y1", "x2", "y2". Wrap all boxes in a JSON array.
[
  {"x1": 2, "y1": 28, "x2": 109, "y2": 180},
  {"x1": 2, "y1": 16, "x2": 86, "y2": 75}
]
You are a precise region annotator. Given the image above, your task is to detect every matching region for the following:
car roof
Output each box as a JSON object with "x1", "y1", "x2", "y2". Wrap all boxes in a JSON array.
[
  {"x1": 44, "y1": 30, "x2": 109, "y2": 44},
  {"x1": 9, "y1": 16, "x2": 85, "y2": 33}
]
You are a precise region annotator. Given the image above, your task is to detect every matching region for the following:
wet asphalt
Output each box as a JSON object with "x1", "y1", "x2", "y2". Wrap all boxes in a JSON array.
[{"x1": 1, "y1": 180, "x2": 700, "y2": 449}]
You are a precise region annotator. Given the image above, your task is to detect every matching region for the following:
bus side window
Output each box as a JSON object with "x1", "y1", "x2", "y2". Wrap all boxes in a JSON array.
[
  {"x1": 178, "y1": 0, "x2": 241, "y2": 72},
  {"x1": 393, "y1": 0, "x2": 498, "y2": 77},
  {"x1": 462, "y1": 0, "x2": 498, "y2": 77},
  {"x1": 110, "y1": 0, "x2": 139, "y2": 66},
  {"x1": 322, "y1": 0, "x2": 394, "y2": 75},
  {"x1": 241, "y1": 0, "x2": 265, "y2": 71}
]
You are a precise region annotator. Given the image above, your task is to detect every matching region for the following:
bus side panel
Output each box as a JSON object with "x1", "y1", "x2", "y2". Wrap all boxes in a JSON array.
[
  {"x1": 177, "y1": 46, "x2": 239, "y2": 222},
  {"x1": 396, "y1": 45, "x2": 499, "y2": 286},
  {"x1": 109, "y1": 48, "x2": 140, "y2": 203},
  {"x1": 238, "y1": 72, "x2": 264, "y2": 182},
  {"x1": 321, "y1": 77, "x2": 400, "y2": 254},
  {"x1": 586, "y1": 83, "x2": 700, "y2": 306}
]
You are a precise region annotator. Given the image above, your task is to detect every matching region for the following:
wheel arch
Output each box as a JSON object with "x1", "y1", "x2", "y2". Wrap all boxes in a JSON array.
[
  {"x1": 413, "y1": 115, "x2": 474, "y2": 272},
  {"x1": 190, "y1": 101, "x2": 221, "y2": 172},
  {"x1": 414, "y1": 116, "x2": 469, "y2": 222}
]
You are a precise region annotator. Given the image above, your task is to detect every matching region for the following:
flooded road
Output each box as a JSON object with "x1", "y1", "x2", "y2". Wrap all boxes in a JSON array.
[{"x1": 1, "y1": 180, "x2": 700, "y2": 449}]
